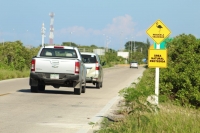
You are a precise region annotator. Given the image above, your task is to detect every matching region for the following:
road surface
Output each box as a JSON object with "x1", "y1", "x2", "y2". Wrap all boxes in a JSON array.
[{"x1": 0, "y1": 66, "x2": 145, "y2": 133}]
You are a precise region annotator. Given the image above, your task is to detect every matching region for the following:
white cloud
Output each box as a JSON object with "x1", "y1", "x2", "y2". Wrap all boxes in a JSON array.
[
  {"x1": 102, "y1": 14, "x2": 136, "y2": 36},
  {"x1": 54, "y1": 14, "x2": 148, "y2": 49},
  {"x1": 55, "y1": 14, "x2": 137, "y2": 38}
]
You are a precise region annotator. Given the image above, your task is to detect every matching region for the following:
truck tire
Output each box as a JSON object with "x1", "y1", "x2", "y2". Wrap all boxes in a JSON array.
[
  {"x1": 38, "y1": 85, "x2": 45, "y2": 91},
  {"x1": 74, "y1": 82, "x2": 82, "y2": 95},
  {"x1": 31, "y1": 86, "x2": 38, "y2": 93},
  {"x1": 96, "y1": 82, "x2": 100, "y2": 89},
  {"x1": 74, "y1": 88, "x2": 81, "y2": 95},
  {"x1": 81, "y1": 82, "x2": 86, "y2": 93},
  {"x1": 100, "y1": 82, "x2": 103, "y2": 88}
]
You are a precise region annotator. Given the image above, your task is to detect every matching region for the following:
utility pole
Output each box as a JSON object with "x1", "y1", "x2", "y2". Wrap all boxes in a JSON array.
[
  {"x1": 103, "y1": 34, "x2": 106, "y2": 50},
  {"x1": 134, "y1": 40, "x2": 136, "y2": 52},
  {"x1": 106, "y1": 36, "x2": 111, "y2": 52},
  {"x1": 106, "y1": 36, "x2": 108, "y2": 52},
  {"x1": 129, "y1": 40, "x2": 131, "y2": 62},
  {"x1": 131, "y1": 38, "x2": 132, "y2": 54},
  {"x1": 130, "y1": 39, "x2": 132, "y2": 61},
  {"x1": 41, "y1": 23, "x2": 46, "y2": 47}
]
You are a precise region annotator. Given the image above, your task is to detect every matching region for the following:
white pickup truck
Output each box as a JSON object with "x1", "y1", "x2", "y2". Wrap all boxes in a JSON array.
[{"x1": 29, "y1": 46, "x2": 87, "y2": 95}]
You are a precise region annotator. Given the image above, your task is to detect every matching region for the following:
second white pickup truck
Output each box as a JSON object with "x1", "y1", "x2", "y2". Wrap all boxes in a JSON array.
[{"x1": 29, "y1": 46, "x2": 87, "y2": 95}]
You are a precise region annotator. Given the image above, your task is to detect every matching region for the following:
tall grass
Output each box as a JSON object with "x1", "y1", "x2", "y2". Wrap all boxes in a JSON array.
[
  {"x1": 97, "y1": 104, "x2": 200, "y2": 133},
  {"x1": 95, "y1": 68, "x2": 200, "y2": 133},
  {"x1": 0, "y1": 69, "x2": 30, "y2": 80}
]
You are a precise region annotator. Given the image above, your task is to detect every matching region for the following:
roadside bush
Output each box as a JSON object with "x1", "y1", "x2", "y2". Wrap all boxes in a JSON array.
[
  {"x1": 159, "y1": 34, "x2": 200, "y2": 108},
  {"x1": 96, "y1": 67, "x2": 200, "y2": 133},
  {"x1": 100, "y1": 51, "x2": 125, "y2": 67},
  {"x1": 0, "y1": 41, "x2": 40, "y2": 71},
  {"x1": 129, "y1": 52, "x2": 144, "y2": 64}
]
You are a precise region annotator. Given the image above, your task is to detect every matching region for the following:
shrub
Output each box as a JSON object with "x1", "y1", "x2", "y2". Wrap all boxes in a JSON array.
[
  {"x1": 159, "y1": 34, "x2": 200, "y2": 108},
  {"x1": 0, "y1": 41, "x2": 40, "y2": 71}
]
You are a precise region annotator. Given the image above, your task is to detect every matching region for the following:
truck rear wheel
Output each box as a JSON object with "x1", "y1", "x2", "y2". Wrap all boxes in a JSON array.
[
  {"x1": 74, "y1": 88, "x2": 81, "y2": 95},
  {"x1": 81, "y1": 82, "x2": 86, "y2": 93},
  {"x1": 38, "y1": 85, "x2": 45, "y2": 91},
  {"x1": 74, "y1": 82, "x2": 82, "y2": 95},
  {"x1": 100, "y1": 82, "x2": 103, "y2": 88},
  {"x1": 31, "y1": 86, "x2": 38, "y2": 93}
]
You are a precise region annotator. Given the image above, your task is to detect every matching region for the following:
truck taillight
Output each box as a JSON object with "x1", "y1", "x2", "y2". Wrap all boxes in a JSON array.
[
  {"x1": 31, "y1": 59, "x2": 35, "y2": 72},
  {"x1": 96, "y1": 62, "x2": 99, "y2": 70},
  {"x1": 75, "y1": 62, "x2": 80, "y2": 74}
]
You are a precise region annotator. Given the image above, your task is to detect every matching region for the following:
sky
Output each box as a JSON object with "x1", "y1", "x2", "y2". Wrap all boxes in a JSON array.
[{"x1": 0, "y1": 0, "x2": 200, "y2": 50}]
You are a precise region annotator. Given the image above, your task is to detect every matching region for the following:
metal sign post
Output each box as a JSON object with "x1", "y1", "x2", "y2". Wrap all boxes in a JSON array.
[
  {"x1": 146, "y1": 19, "x2": 171, "y2": 105},
  {"x1": 155, "y1": 44, "x2": 160, "y2": 105}
]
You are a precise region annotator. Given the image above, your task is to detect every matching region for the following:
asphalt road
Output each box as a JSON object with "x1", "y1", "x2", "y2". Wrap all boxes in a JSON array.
[{"x1": 0, "y1": 66, "x2": 145, "y2": 133}]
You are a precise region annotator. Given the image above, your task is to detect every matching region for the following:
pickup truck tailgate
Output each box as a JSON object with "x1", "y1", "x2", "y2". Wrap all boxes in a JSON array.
[
  {"x1": 85, "y1": 64, "x2": 96, "y2": 77},
  {"x1": 35, "y1": 58, "x2": 75, "y2": 74}
]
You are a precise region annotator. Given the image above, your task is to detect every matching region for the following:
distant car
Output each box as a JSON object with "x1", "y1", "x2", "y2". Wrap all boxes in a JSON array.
[
  {"x1": 81, "y1": 52, "x2": 104, "y2": 89},
  {"x1": 130, "y1": 61, "x2": 138, "y2": 69}
]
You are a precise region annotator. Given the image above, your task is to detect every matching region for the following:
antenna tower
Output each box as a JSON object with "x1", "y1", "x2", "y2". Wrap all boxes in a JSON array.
[{"x1": 49, "y1": 12, "x2": 55, "y2": 45}]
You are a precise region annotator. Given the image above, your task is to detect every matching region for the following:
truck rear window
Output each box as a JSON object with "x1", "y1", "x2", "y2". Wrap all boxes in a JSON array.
[
  {"x1": 40, "y1": 48, "x2": 77, "y2": 58},
  {"x1": 81, "y1": 54, "x2": 97, "y2": 63}
]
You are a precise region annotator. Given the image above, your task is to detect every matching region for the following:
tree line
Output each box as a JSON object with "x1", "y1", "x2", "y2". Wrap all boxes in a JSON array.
[
  {"x1": 0, "y1": 41, "x2": 128, "y2": 71},
  {"x1": 0, "y1": 39, "x2": 154, "y2": 72},
  {"x1": 0, "y1": 41, "x2": 40, "y2": 71},
  {"x1": 124, "y1": 38, "x2": 150, "y2": 64}
]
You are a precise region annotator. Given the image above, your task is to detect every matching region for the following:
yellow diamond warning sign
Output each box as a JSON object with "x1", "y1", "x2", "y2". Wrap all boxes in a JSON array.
[
  {"x1": 146, "y1": 20, "x2": 171, "y2": 44},
  {"x1": 148, "y1": 49, "x2": 167, "y2": 68}
]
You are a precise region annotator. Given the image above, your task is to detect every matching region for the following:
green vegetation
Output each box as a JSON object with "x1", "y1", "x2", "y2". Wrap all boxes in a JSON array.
[
  {"x1": 129, "y1": 52, "x2": 144, "y2": 64},
  {"x1": 0, "y1": 69, "x2": 30, "y2": 80},
  {"x1": 95, "y1": 34, "x2": 200, "y2": 133},
  {"x1": 159, "y1": 34, "x2": 200, "y2": 108},
  {"x1": 95, "y1": 68, "x2": 200, "y2": 133},
  {"x1": 124, "y1": 34, "x2": 200, "y2": 108},
  {"x1": 100, "y1": 51, "x2": 125, "y2": 68},
  {"x1": 0, "y1": 41, "x2": 40, "y2": 80},
  {"x1": 0, "y1": 41, "x2": 125, "y2": 80},
  {"x1": 124, "y1": 38, "x2": 150, "y2": 64},
  {"x1": 97, "y1": 105, "x2": 200, "y2": 133}
]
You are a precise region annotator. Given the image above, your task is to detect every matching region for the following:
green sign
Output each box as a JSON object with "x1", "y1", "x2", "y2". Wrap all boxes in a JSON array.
[
  {"x1": 154, "y1": 41, "x2": 166, "y2": 49},
  {"x1": 154, "y1": 38, "x2": 172, "y2": 49}
]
